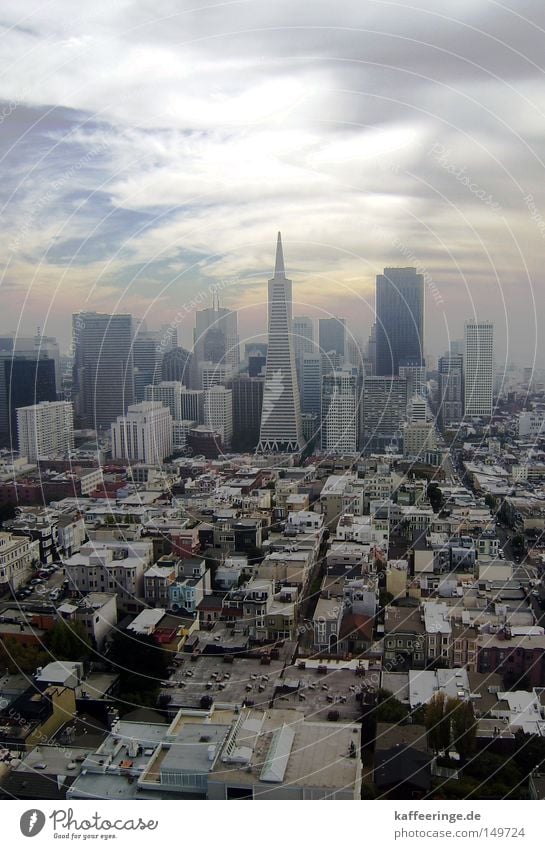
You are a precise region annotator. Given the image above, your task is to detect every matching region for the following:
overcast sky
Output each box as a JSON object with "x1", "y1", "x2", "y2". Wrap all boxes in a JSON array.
[{"x1": 1, "y1": 0, "x2": 545, "y2": 368}]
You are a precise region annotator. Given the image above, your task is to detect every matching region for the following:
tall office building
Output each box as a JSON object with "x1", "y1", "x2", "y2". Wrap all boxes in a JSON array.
[
  {"x1": 361, "y1": 376, "x2": 407, "y2": 452},
  {"x1": 200, "y1": 362, "x2": 233, "y2": 391},
  {"x1": 16, "y1": 401, "x2": 74, "y2": 461},
  {"x1": 293, "y1": 316, "x2": 315, "y2": 359},
  {"x1": 437, "y1": 353, "x2": 463, "y2": 427},
  {"x1": 193, "y1": 297, "x2": 239, "y2": 385},
  {"x1": 464, "y1": 321, "x2": 494, "y2": 417},
  {"x1": 301, "y1": 353, "x2": 322, "y2": 416},
  {"x1": 0, "y1": 333, "x2": 61, "y2": 393},
  {"x1": 72, "y1": 312, "x2": 134, "y2": 431},
  {"x1": 111, "y1": 402, "x2": 172, "y2": 465},
  {"x1": 293, "y1": 315, "x2": 315, "y2": 403},
  {"x1": 257, "y1": 233, "x2": 304, "y2": 453},
  {"x1": 133, "y1": 328, "x2": 162, "y2": 401},
  {"x1": 144, "y1": 381, "x2": 183, "y2": 421},
  {"x1": 204, "y1": 385, "x2": 233, "y2": 448},
  {"x1": 232, "y1": 374, "x2": 264, "y2": 451},
  {"x1": 375, "y1": 267, "x2": 424, "y2": 376},
  {"x1": 319, "y1": 317, "x2": 346, "y2": 358},
  {"x1": 321, "y1": 370, "x2": 359, "y2": 454},
  {"x1": 180, "y1": 387, "x2": 204, "y2": 423},
  {"x1": 161, "y1": 346, "x2": 192, "y2": 385},
  {"x1": 0, "y1": 350, "x2": 57, "y2": 448},
  {"x1": 399, "y1": 363, "x2": 426, "y2": 399}
]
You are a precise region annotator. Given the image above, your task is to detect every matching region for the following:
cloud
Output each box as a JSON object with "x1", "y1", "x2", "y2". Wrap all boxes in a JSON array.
[{"x1": 0, "y1": 0, "x2": 543, "y2": 366}]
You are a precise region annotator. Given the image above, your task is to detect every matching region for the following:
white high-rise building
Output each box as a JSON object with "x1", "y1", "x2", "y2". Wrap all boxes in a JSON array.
[
  {"x1": 464, "y1": 321, "x2": 494, "y2": 417},
  {"x1": 200, "y1": 362, "x2": 233, "y2": 391},
  {"x1": 144, "y1": 381, "x2": 183, "y2": 421},
  {"x1": 257, "y1": 233, "x2": 304, "y2": 453},
  {"x1": 293, "y1": 316, "x2": 314, "y2": 359},
  {"x1": 321, "y1": 370, "x2": 359, "y2": 454},
  {"x1": 204, "y1": 385, "x2": 233, "y2": 448},
  {"x1": 407, "y1": 394, "x2": 429, "y2": 423},
  {"x1": 16, "y1": 401, "x2": 74, "y2": 461},
  {"x1": 111, "y1": 402, "x2": 172, "y2": 465}
]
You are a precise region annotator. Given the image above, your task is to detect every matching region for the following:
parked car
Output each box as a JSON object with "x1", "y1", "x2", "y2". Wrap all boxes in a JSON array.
[{"x1": 49, "y1": 588, "x2": 61, "y2": 601}]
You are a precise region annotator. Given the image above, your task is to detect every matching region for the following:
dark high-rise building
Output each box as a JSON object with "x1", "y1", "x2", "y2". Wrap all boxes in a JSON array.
[
  {"x1": 162, "y1": 346, "x2": 192, "y2": 384},
  {"x1": 375, "y1": 267, "x2": 424, "y2": 376},
  {"x1": 72, "y1": 312, "x2": 135, "y2": 431},
  {"x1": 437, "y1": 353, "x2": 464, "y2": 427},
  {"x1": 231, "y1": 374, "x2": 264, "y2": 450},
  {"x1": 319, "y1": 317, "x2": 346, "y2": 358},
  {"x1": 246, "y1": 345, "x2": 267, "y2": 377},
  {"x1": 0, "y1": 353, "x2": 57, "y2": 449}
]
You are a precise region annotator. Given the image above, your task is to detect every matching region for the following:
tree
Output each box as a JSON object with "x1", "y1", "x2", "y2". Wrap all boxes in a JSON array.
[
  {"x1": 375, "y1": 689, "x2": 408, "y2": 723},
  {"x1": 47, "y1": 620, "x2": 92, "y2": 661},
  {"x1": 484, "y1": 494, "x2": 498, "y2": 512},
  {"x1": 425, "y1": 692, "x2": 458, "y2": 754},
  {"x1": 427, "y1": 482, "x2": 443, "y2": 513},
  {"x1": 379, "y1": 590, "x2": 394, "y2": 610},
  {"x1": 108, "y1": 628, "x2": 170, "y2": 712},
  {"x1": 451, "y1": 700, "x2": 477, "y2": 760},
  {"x1": 0, "y1": 637, "x2": 49, "y2": 674}
]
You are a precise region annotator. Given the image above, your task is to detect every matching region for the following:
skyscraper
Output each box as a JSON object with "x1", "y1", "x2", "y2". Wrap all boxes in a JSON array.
[
  {"x1": 144, "y1": 381, "x2": 183, "y2": 421},
  {"x1": 319, "y1": 317, "x2": 346, "y2": 359},
  {"x1": 464, "y1": 320, "x2": 494, "y2": 417},
  {"x1": 161, "y1": 346, "x2": 192, "y2": 384},
  {"x1": 0, "y1": 350, "x2": 57, "y2": 448},
  {"x1": 301, "y1": 353, "x2": 322, "y2": 416},
  {"x1": 72, "y1": 312, "x2": 135, "y2": 431},
  {"x1": 16, "y1": 401, "x2": 74, "y2": 461},
  {"x1": 257, "y1": 233, "x2": 304, "y2": 453},
  {"x1": 437, "y1": 353, "x2": 463, "y2": 427},
  {"x1": 232, "y1": 374, "x2": 264, "y2": 451},
  {"x1": 361, "y1": 376, "x2": 407, "y2": 452},
  {"x1": 133, "y1": 328, "x2": 162, "y2": 401},
  {"x1": 375, "y1": 267, "x2": 424, "y2": 376},
  {"x1": 111, "y1": 402, "x2": 172, "y2": 465},
  {"x1": 193, "y1": 297, "x2": 239, "y2": 386},
  {"x1": 321, "y1": 370, "x2": 359, "y2": 454}
]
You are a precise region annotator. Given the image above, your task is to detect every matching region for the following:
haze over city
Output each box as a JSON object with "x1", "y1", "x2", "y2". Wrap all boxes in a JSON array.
[{"x1": 1, "y1": 1, "x2": 545, "y2": 367}]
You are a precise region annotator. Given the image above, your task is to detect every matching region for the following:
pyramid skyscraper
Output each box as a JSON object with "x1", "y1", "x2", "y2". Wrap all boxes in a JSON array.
[{"x1": 257, "y1": 233, "x2": 304, "y2": 453}]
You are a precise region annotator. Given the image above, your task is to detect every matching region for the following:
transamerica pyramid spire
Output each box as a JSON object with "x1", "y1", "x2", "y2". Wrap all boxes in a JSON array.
[{"x1": 274, "y1": 231, "x2": 285, "y2": 277}]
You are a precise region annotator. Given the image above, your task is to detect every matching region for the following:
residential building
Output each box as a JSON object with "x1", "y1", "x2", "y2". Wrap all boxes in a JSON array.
[
  {"x1": 0, "y1": 531, "x2": 36, "y2": 594},
  {"x1": 16, "y1": 401, "x2": 74, "y2": 461}
]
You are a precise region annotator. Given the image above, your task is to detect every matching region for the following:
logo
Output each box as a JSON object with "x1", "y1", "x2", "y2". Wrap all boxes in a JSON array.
[{"x1": 20, "y1": 810, "x2": 46, "y2": 837}]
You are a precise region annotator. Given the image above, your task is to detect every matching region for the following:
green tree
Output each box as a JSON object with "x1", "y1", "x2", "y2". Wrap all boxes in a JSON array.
[
  {"x1": 0, "y1": 637, "x2": 49, "y2": 674},
  {"x1": 425, "y1": 692, "x2": 459, "y2": 754},
  {"x1": 375, "y1": 689, "x2": 408, "y2": 723},
  {"x1": 484, "y1": 493, "x2": 498, "y2": 511},
  {"x1": 451, "y1": 700, "x2": 477, "y2": 760},
  {"x1": 108, "y1": 629, "x2": 170, "y2": 712},
  {"x1": 427, "y1": 482, "x2": 443, "y2": 513},
  {"x1": 47, "y1": 620, "x2": 92, "y2": 661}
]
